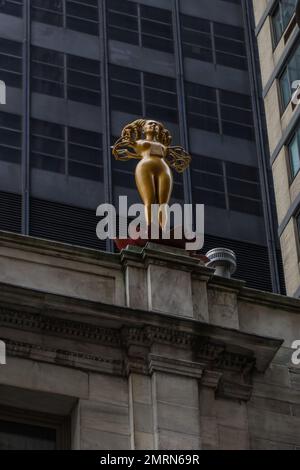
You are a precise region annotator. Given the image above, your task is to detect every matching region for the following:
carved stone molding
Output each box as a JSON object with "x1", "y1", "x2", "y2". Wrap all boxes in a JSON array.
[
  {"x1": 3, "y1": 338, "x2": 123, "y2": 374},
  {"x1": 200, "y1": 370, "x2": 223, "y2": 390},
  {"x1": 148, "y1": 354, "x2": 204, "y2": 379},
  {"x1": 0, "y1": 308, "x2": 121, "y2": 347},
  {"x1": 0, "y1": 286, "x2": 281, "y2": 399}
]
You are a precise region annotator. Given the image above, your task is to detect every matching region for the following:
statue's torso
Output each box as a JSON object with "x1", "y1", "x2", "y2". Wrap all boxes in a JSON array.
[{"x1": 136, "y1": 140, "x2": 166, "y2": 158}]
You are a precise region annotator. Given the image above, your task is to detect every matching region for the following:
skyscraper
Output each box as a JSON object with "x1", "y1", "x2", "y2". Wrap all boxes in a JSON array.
[
  {"x1": 0, "y1": 0, "x2": 284, "y2": 293},
  {"x1": 252, "y1": 0, "x2": 300, "y2": 298}
]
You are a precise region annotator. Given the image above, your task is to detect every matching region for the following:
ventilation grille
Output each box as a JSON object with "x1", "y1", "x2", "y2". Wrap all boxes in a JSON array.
[
  {"x1": 30, "y1": 198, "x2": 106, "y2": 251},
  {"x1": 203, "y1": 234, "x2": 273, "y2": 292},
  {"x1": 276, "y1": 248, "x2": 286, "y2": 295},
  {"x1": 0, "y1": 190, "x2": 22, "y2": 233}
]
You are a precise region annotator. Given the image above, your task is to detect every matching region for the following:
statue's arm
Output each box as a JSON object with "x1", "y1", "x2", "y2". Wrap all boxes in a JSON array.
[
  {"x1": 112, "y1": 138, "x2": 142, "y2": 161},
  {"x1": 166, "y1": 146, "x2": 192, "y2": 173}
]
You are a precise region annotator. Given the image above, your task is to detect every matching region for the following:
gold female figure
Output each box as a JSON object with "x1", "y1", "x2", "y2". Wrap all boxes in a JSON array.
[{"x1": 112, "y1": 119, "x2": 191, "y2": 230}]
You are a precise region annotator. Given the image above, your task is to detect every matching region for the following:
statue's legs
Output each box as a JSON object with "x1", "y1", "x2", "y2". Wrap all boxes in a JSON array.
[
  {"x1": 135, "y1": 162, "x2": 156, "y2": 226},
  {"x1": 135, "y1": 158, "x2": 173, "y2": 230},
  {"x1": 157, "y1": 171, "x2": 173, "y2": 230}
]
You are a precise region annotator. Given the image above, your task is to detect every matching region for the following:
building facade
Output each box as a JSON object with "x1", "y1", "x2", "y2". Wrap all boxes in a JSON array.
[
  {"x1": 252, "y1": 0, "x2": 300, "y2": 298},
  {"x1": 0, "y1": 0, "x2": 285, "y2": 293},
  {"x1": 0, "y1": 232, "x2": 299, "y2": 450}
]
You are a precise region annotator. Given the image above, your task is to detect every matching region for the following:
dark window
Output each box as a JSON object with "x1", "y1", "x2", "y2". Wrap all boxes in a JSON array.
[
  {"x1": 66, "y1": 0, "x2": 99, "y2": 36},
  {"x1": 109, "y1": 64, "x2": 178, "y2": 123},
  {"x1": 31, "y1": 0, "x2": 63, "y2": 27},
  {"x1": 272, "y1": 0, "x2": 297, "y2": 46},
  {"x1": 107, "y1": 0, "x2": 173, "y2": 53},
  {"x1": 0, "y1": 420, "x2": 56, "y2": 450},
  {"x1": 31, "y1": 46, "x2": 64, "y2": 97},
  {"x1": 31, "y1": 118, "x2": 103, "y2": 181},
  {"x1": 0, "y1": 37, "x2": 22, "y2": 88},
  {"x1": 181, "y1": 15, "x2": 212, "y2": 63},
  {"x1": 140, "y1": 4, "x2": 173, "y2": 53},
  {"x1": 186, "y1": 82, "x2": 254, "y2": 140},
  {"x1": 0, "y1": 110, "x2": 22, "y2": 164},
  {"x1": 186, "y1": 82, "x2": 219, "y2": 133},
  {"x1": 220, "y1": 89, "x2": 254, "y2": 140},
  {"x1": 181, "y1": 13, "x2": 247, "y2": 71},
  {"x1": 214, "y1": 22, "x2": 247, "y2": 70},
  {"x1": 279, "y1": 40, "x2": 300, "y2": 110},
  {"x1": 0, "y1": 0, "x2": 23, "y2": 17},
  {"x1": 191, "y1": 154, "x2": 262, "y2": 215},
  {"x1": 288, "y1": 128, "x2": 300, "y2": 180},
  {"x1": 227, "y1": 161, "x2": 262, "y2": 215},
  {"x1": 31, "y1": 0, "x2": 99, "y2": 36},
  {"x1": 67, "y1": 54, "x2": 101, "y2": 106},
  {"x1": 192, "y1": 155, "x2": 226, "y2": 209},
  {"x1": 31, "y1": 45, "x2": 101, "y2": 106},
  {"x1": 0, "y1": 406, "x2": 70, "y2": 450}
]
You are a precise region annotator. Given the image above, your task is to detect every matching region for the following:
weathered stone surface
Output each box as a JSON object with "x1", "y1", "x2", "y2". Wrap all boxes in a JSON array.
[
  {"x1": 130, "y1": 374, "x2": 152, "y2": 405},
  {"x1": 80, "y1": 400, "x2": 130, "y2": 436},
  {"x1": 125, "y1": 265, "x2": 148, "y2": 310},
  {"x1": 215, "y1": 399, "x2": 248, "y2": 430},
  {"x1": 199, "y1": 417, "x2": 219, "y2": 449},
  {"x1": 291, "y1": 404, "x2": 300, "y2": 417},
  {"x1": 255, "y1": 363, "x2": 291, "y2": 387},
  {"x1": 219, "y1": 425, "x2": 250, "y2": 450},
  {"x1": 207, "y1": 288, "x2": 239, "y2": 329},
  {"x1": 155, "y1": 373, "x2": 199, "y2": 407},
  {"x1": 158, "y1": 430, "x2": 201, "y2": 450},
  {"x1": 250, "y1": 438, "x2": 295, "y2": 450},
  {"x1": 155, "y1": 402, "x2": 200, "y2": 436},
  {"x1": 0, "y1": 233, "x2": 299, "y2": 450},
  {"x1": 249, "y1": 396, "x2": 291, "y2": 415},
  {"x1": 89, "y1": 374, "x2": 128, "y2": 406},
  {"x1": 134, "y1": 431, "x2": 154, "y2": 450},
  {"x1": 131, "y1": 403, "x2": 153, "y2": 434},
  {"x1": 290, "y1": 371, "x2": 300, "y2": 390},
  {"x1": 81, "y1": 428, "x2": 131, "y2": 450},
  {"x1": 0, "y1": 357, "x2": 89, "y2": 398},
  {"x1": 147, "y1": 265, "x2": 193, "y2": 317},
  {"x1": 0, "y1": 242, "x2": 122, "y2": 305},
  {"x1": 248, "y1": 407, "x2": 300, "y2": 446},
  {"x1": 192, "y1": 278, "x2": 209, "y2": 322}
]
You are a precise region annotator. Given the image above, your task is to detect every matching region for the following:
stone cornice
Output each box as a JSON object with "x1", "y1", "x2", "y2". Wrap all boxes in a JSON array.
[
  {"x1": 3, "y1": 338, "x2": 123, "y2": 375},
  {"x1": 0, "y1": 307, "x2": 121, "y2": 347},
  {"x1": 238, "y1": 286, "x2": 300, "y2": 314},
  {"x1": 0, "y1": 230, "x2": 120, "y2": 269},
  {"x1": 0, "y1": 281, "x2": 283, "y2": 399}
]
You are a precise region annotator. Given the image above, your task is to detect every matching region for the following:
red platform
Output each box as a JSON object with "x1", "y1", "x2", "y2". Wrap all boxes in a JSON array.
[{"x1": 113, "y1": 226, "x2": 209, "y2": 263}]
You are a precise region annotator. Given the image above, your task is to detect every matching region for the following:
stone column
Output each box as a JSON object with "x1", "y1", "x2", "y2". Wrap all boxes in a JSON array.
[{"x1": 121, "y1": 243, "x2": 213, "y2": 320}]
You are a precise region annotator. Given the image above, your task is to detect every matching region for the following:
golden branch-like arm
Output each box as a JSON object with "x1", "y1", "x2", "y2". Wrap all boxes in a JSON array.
[
  {"x1": 112, "y1": 137, "x2": 141, "y2": 161},
  {"x1": 166, "y1": 146, "x2": 192, "y2": 173}
]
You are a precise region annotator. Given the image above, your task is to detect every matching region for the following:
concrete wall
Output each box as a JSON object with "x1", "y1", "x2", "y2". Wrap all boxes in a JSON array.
[{"x1": 0, "y1": 233, "x2": 299, "y2": 450}]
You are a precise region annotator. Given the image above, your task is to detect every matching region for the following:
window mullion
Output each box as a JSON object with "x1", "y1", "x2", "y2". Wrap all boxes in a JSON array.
[
  {"x1": 223, "y1": 161, "x2": 230, "y2": 210},
  {"x1": 141, "y1": 71, "x2": 146, "y2": 116},
  {"x1": 211, "y1": 21, "x2": 217, "y2": 67},
  {"x1": 137, "y1": 3, "x2": 142, "y2": 47},
  {"x1": 64, "y1": 125, "x2": 68, "y2": 176},
  {"x1": 216, "y1": 89, "x2": 223, "y2": 135},
  {"x1": 63, "y1": 0, "x2": 67, "y2": 29}
]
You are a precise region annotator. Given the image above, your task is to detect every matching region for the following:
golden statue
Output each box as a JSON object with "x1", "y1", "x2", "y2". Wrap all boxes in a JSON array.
[{"x1": 112, "y1": 119, "x2": 191, "y2": 230}]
